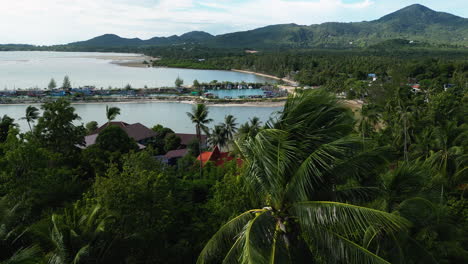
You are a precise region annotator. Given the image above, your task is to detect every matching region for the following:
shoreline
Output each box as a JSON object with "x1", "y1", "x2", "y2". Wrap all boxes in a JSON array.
[
  {"x1": 231, "y1": 69, "x2": 298, "y2": 86},
  {"x1": 0, "y1": 97, "x2": 362, "y2": 109},
  {"x1": 0, "y1": 97, "x2": 286, "y2": 108}
]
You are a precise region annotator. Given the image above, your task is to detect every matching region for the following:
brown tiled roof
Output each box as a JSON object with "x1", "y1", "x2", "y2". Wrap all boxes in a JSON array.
[
  {"x1": 91, "y1": 121, "x2": 157, "y2": 142},
  {"x1": 164, "y1": 149, "x2": 188, "y2": 159},
  {"x1": 90, "y1": 121, "x2": 129, "y2": 135},
  {"x1": 176, "y1": 133, "x2": 207, "y2": 146},
  {"x1": 125, "y1": 123, "x2": 157, "y2": 141}
]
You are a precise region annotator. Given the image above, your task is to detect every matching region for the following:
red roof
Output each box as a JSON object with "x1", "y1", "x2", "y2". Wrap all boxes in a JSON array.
[{"x1": 197, "y1": 146, "x2": 242, "y2": 167}]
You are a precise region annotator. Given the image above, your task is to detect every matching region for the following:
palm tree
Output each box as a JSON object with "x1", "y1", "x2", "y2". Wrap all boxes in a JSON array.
[
  {"x1": 208, "y1": 125, "x2": 228, "y2": 150},
  {"x1": 105, "y1": 105, "x2": 121, "y2": 125},
  {"x1": 223, "y1": 115, "x2": 238, "y2": 150},
  {"x1": 198, "y1": 90, "x2": 408, "y2": 264},
  {"x1": 21, "y1": 105, "x2": 39, "y2": 133},
  {"x1": 0, "y1": 115, "x2": 16, "y2": 143},
  {"x1": 223, "y1": 115, "x2": 238, "y2": 141},
  {"x1": 0, "y1": 197, "x2": 41, "y2": 264},
  {"x1": 187, "y1": 104, "x2": 213, "y2": 174},
  {"x1": 44, "y1": 204, "x2": 112, "y2": 264},
  {"x1": 237, "y1": 117, "x2": 262, "y2": 140}
]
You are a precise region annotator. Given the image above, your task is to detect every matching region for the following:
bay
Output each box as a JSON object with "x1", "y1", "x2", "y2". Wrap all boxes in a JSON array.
[
  {"x1": 0, "y1": 102, "x2": 281, "y2": 133},
  {"x1": 0, "y1": 51, "x2": 274, "y2": 90}
]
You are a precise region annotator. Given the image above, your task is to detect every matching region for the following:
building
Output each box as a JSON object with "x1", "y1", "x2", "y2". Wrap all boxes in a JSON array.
[
  {"x1": 161, "y1": 149, "x2": 189, "y2": 165},
  {"x1": 175, "y1": 133, "x2": 207, "y2": 149},
  {"x1": 82, "y1": 121, "x2": 157, "y2": 149},
  {"x1": 197, "y1": 146, "x2": 242, "y2": 167}
]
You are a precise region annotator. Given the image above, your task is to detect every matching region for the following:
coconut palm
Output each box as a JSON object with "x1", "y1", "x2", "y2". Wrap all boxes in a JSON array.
[
  {"x1": 198, "y1": 89, "x2": 408, "y2": 264},
  {"x1": 44, "y1": 204, "x2": 112, "y2": 264},
  {"x1": 105, "y1": 106, "x2": 121, "y2": 124},
  {"x1": 187, "y1": 104, "x2": 213, "y2": 174},
  {"x1": 237, "y1": 117, "x2": 262, "y2": 140},
  {"x1": 223, "y1": 115, "x2": 238, "y2": 141},
  {"x1": 208, "y1": 125, "x2": 228, "y2": 150},
  {"x1": 186, "y1": 104, "x2": 213, "y2": 144},
  {"x1": 223, "y1": 115, "x2": 238, "y2": 150},
  {"x1": 0, "y1": 197, "x2": 41, "y2": 264},
  {"x1": 0, "y1": 115, "x2": 16, "y2": 143},
  {"x1": 21, "y1": 105, "x2": 40, "y2": 133}
]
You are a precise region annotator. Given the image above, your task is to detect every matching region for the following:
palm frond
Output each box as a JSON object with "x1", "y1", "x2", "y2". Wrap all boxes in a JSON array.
[
  {"x1": 295, "y1": 201, "x2": 409, "y2": 238},
  {"x1": 197, "y1": 209, "x2": 266, "y2": 264},
  {"x1": 307, "y1": 226, "x2": 392, "y2": 264},
  {"x1": 2, "y1": 245, "x2": 41, "y2": 264}
]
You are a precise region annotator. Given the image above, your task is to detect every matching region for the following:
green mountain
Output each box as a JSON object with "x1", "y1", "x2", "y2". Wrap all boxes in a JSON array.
[
  {"x1": 206, "y1": 4, "x2": 467, "y2": 48},
  {"x1": 64, "y1": 4, "x2": 468, "y2": 49},
  {"x1": 71, "y1": 31, "x2": 214, "y2": 47}
]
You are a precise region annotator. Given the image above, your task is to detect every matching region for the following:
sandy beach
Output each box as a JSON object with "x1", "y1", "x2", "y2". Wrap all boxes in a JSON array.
[{"x1": 231, "y1": 69, "x2": 299, "y2": 86}]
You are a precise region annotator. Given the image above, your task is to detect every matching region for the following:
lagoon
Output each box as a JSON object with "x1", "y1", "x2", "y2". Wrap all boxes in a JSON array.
[
  {"x1": 0, "y1": 51, "x2": 274, "y2": 90},
  {"x1": 0, "y1": 102, "x2": 281, "y2": 133}
]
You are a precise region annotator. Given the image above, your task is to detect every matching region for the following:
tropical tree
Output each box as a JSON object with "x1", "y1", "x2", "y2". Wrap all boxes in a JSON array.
[
  {"x1": 187, "y1": 104, "x2": 213, "y2": 174},
  {"x1": 34, "y1": 99, "x2": 86, "y2": 155},
  {"x1": 237, "y1": 117, "x2": 262, "y2": 140},
  {"x1": 0, "y1": 115, "x2": 16, "y2": 143},
  {"x1": 186, "y1": 103, "x2": 212, "y2": 149},
  {"x1": 48, "y1": 78, "x2": 57, "y2": 90},
  {"x1": 21, "y1": 106, "x2": 39, "y2": 133},
  {"x1": 208, "y1": 125, "x2": 227, "y2": 150},
  {"x1": 43, "y1": 204, "x2": 113, "y2": 264},
  {"x1": 62, "y1": 75, "x2": 71, "y2": 90},
  {"x1": 175, "y1": 77, "x2": 184, "y2": 88},
  {"x1": 223, "y1": 115, "x2": 238, "y2": 142},
  {"x1": 0, "y1": 197, "x2": 41, "y2": 264},
  {"x1": 105, "y1": 106, "x2": 121, "y2": 124},
  {"x1": 85, "y1": 121, "x2": 98, "y2": 134},
  {"x1": 198, "y1": 89, "x2": 408, "y2": 264}
]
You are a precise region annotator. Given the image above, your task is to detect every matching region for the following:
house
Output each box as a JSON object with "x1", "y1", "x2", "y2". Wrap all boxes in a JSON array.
[
  {"x1": 197, "y1": 146, "x2": 242, "y2": 167},
  {"x1": 82, "y1": 121, "x2": 157, "y2": 149},
  {"x1": 175, "y1": 133, "x2": 207, "y2": 149},
  {"x1": 162, "y1": 149, "x2": 189, "y2": 165}
]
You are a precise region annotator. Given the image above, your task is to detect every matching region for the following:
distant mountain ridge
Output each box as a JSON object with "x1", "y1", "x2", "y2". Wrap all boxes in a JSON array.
[{"x1": 66, "y1": 4, "x2": 468, "y2": 49}]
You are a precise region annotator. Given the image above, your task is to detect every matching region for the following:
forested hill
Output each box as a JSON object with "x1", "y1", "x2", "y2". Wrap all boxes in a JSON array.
[
  {"x1": 66, "y1": 4, "x2": 467, "y2": 49},
  {"x1": 69, "y1": 31, "x2": 215, "y2": 47}
]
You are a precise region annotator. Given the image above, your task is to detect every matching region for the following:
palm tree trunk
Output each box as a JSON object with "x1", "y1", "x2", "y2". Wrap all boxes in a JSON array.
[
  {"x1": 196, "y1": 125, "x2": 203, "y2": 177},
  {"x1": 27, "y1": 121, "x2": 32, "y2": 133}
]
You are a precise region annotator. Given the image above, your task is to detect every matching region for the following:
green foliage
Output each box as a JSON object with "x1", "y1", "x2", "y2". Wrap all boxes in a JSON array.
[
  {"x1": 0, "y1": 43, "x2": 466, "y2": 263},
  {"x1": 95, "y1": 125, "x2": 138, "y2": 154},
  {"x1": 61, "y1": 75, "x2": 71, "y2": 90},
  {"x1": 48, "y1": 78, "x2": 57, "y2": 90},
  {"x1": 105, "y1": 105, "x2": 120, "y2": 123},
  {"x1": 175, "y1": 76, "x2": 184, "y2": 88},
  {"x1": 163, "y1": 133, "x2": 181, "y2": 153},
  {"x1": 34, "y1": 99, "x2": 85, "y2": 155},
  {"x1": 85, "y1": 121, "x2": 98, "y2": 134},
  {"x1": 0, "y1": 116, "x2": 16, "y2": 143}
]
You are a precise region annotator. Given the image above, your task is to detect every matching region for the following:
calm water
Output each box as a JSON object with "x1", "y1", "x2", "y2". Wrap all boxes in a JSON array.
[
  {"x1": 207, "y1": 89, "x2": 265, "y2": 98},
  {"x1": 0, "y1": 102, "x2": 281, "y2": 133},
  {"x1": 0, "y1": 51, "x2": 274, "y2": 89}
]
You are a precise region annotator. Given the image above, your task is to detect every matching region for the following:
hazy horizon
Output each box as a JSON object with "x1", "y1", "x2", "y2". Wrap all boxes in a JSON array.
[{"x1": 1, "y1": 0, "x2": 467, "y2": 45}]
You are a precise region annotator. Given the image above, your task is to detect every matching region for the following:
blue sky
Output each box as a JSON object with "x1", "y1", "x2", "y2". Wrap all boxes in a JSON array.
[{"x1": 1, "y1": 0, "x2": 467, "y2": 45}]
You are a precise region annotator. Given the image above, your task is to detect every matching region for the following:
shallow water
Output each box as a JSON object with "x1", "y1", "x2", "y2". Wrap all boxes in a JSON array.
[
  {"x1": 0, "y1": 51, "x2": 274, "y2": 90},
  {"x1": 0, "y1": 101, "x2": 281, "y2": 133}
]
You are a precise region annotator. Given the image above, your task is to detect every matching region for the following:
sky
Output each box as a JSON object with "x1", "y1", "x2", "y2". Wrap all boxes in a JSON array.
[{"x1": 1, "y1": 0, "x2": 467, "y2": 45}]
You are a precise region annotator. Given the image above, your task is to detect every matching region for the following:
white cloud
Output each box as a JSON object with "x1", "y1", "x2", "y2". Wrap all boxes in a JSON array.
[{"x1": 0, "y1": 0, "x2": 465, "y2": 45}]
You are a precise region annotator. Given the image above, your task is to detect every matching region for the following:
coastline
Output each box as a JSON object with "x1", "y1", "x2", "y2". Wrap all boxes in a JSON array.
[
  {"x1": 231, "y1": 69, "x2": 298, "y2": 86},
  {"x1": 0, "y1": 97, "x2": 362, "y2": 109},
  {"x1": 0, "y1": 97, "x2": 286, "y2": 108}
]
